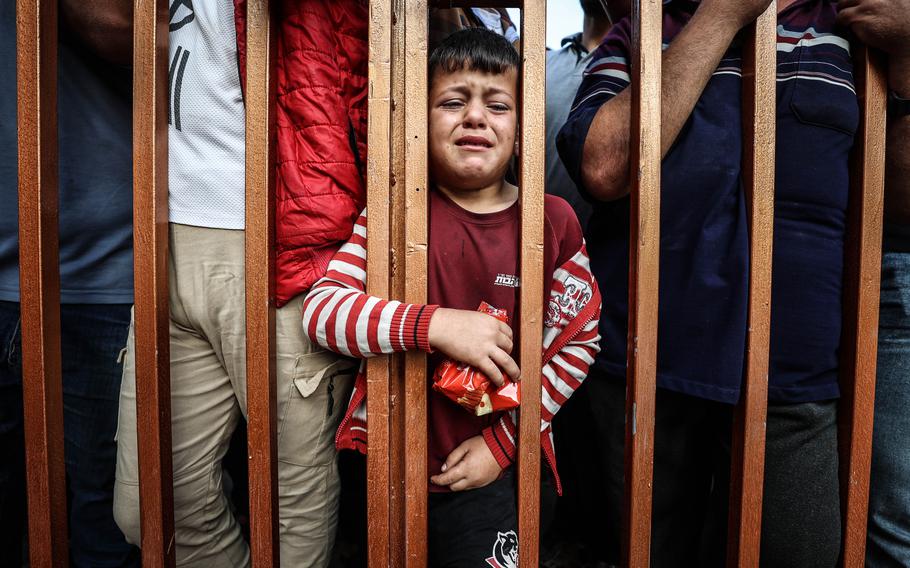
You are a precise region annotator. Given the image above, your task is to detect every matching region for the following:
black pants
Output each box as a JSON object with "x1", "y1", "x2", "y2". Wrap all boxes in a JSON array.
[
  {"x1": 428, "y1": 469, "x2": 557, "y2": 568},
  {"x1": 586, "y1": 370, "x2": 841, "y2": 568},
  {"x1": 429, "y1": 470, "x2": 518, "y2": 568}
]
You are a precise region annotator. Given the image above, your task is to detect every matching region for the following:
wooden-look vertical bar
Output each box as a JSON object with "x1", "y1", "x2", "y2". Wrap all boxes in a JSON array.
[
  {"x1": 244, "y1": 0, "x2": 279, "y2": 565},
  {"x1": 623, "y1": 0, "x2": 661, "y2": 566},
  {"x1": 388, "y1": 0, "x2": 409, "y2": 561},
  {"x1": 402, "y1": 0, "x2": 429, "y2": 564},
  {"x1": 726, "y1": 7, "x2": 776, "y2": 567},
  {"x1": 16, "y1": 1, "x2": 68, "y2": 565},
  {"x1": 132, "y1": 0, "x2": 175, "y2": 564},
  {"x1": 838, "y1": 45, "x2": 887, "y2": 568},
  {"x1": 365, "y1": 0, "x2": 394, "y2": 566},
  {"x1": 516, "y1": 1, "x2": 546, "y2": 566}
]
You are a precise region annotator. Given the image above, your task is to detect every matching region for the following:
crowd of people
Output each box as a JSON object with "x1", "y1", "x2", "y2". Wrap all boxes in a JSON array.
[{"x1": 0, "y1": 0, "x2": 908, "y2": 567}]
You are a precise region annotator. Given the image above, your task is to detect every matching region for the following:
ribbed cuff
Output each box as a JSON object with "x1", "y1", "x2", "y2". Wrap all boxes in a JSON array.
[
  {"x1": 482, "y1": 424, "x2": 515, "y2": 470},
  {"x1": 400, "y1": 303, "x2": 439, "y2": 352}
]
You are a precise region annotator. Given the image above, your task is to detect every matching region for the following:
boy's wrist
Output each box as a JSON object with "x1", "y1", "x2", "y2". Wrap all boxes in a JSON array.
[{"x1": 414, "y1": 304, "x2": 440, "y2": 352}]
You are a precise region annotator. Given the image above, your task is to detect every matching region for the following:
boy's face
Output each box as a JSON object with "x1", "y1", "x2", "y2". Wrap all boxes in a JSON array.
[{"x1": 428, "y1": 67, "x2": 518, "y2": 192}]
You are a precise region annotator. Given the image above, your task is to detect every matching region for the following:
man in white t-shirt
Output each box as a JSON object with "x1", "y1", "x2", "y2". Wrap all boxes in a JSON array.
[{"x1": 113, "y1": 1, "x2": 367, "y2": 565}]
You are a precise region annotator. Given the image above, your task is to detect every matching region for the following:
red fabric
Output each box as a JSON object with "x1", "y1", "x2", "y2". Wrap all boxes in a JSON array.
[
  {"x1": 234, "y1": 0, "x2": 368, "y2": 306},
  {"x1": 425, "y1": 190, "x2": 580, "y2": 491},
  {"x1": 319, "y1": 197, "x2": 602, "y2": 495}
]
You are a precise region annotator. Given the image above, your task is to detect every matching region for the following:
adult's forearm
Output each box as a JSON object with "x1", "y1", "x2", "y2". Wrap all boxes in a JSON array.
[
  {"x1": 885, "y1": 55, "x2": 910, "y2": 224},
  {"x1": 60, "y1": 0, "x2": 133, "y2": 65},
  {"x1": 581, "y1": 7, "x2": 742, "y2": 201}
]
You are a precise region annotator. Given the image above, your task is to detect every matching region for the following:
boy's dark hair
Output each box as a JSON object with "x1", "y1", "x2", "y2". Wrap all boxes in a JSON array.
[{"x1": 428, "y1": 28, "x2": 519, "y2": 86}]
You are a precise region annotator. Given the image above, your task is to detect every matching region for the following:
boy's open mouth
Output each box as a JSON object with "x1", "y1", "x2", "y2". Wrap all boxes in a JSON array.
[{"x1": 455, "y1": 135, "x2": 493, "y2": 149}]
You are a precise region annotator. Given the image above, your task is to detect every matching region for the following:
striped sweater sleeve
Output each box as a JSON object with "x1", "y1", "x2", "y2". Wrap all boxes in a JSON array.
[
  {"x1": 482, "y1": 243, "x2": 602, "y2": 468},
  {"x1": 302, "y1": 208, "x2": 439, "y2": 358}
]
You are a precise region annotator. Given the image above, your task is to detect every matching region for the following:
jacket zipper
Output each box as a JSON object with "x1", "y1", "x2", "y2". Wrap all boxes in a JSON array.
[
  {"x1": 536, "y1": 305, "x2": 597, "y2": 495},
  {"x1": 543, "y1": 310, "x2": 597, "y2": 363},
  {"x1": 335, "y1": 371, "x2": 366, "y2": 447},
  {"x1": 541, "y1": 438, "x2": 563, "y2": 495}
]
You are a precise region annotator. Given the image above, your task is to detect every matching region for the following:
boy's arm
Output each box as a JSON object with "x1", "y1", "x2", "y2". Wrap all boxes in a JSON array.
[
  {"x1": 303, "y1": 210, "x2": 520, "y2": 384},
  {"x1": 302, "y1": 210, "x2": 439, "y2": 358},
  {"x1": 481, "y1": 246, "x2": 603, "y2": 469}
]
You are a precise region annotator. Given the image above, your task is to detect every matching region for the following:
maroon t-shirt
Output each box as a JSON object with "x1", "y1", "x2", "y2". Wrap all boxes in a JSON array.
[{"x1": 426, "y1": 188, "x2": 582, "y2": 491}]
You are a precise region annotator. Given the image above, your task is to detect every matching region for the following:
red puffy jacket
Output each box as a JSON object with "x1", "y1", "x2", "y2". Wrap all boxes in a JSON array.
[{"x1": 234, "y1": 0, "x2": 368, "y2": 306}]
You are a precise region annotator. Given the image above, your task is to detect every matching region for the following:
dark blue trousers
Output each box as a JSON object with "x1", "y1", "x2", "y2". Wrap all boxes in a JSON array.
[{"x1": 0, "y1": 300, "x2": 139, "y2": 567}]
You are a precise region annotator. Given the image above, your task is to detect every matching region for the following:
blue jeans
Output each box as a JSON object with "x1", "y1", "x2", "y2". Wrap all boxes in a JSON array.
[
  {"x1": 867, "y1": 251, "x2": 910, "y2": 567},
  {"x1": 0, "y1": 300, "x2": 139, "y2": 567}
]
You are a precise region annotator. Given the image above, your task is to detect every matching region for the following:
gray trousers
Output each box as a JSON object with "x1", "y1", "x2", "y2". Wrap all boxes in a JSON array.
[
  {"x1": 585, "y1": 372, "x2": 841, "y2": 568},
  {"x1": 114, "y1": 223, "x2": 355, "y2": 567}
]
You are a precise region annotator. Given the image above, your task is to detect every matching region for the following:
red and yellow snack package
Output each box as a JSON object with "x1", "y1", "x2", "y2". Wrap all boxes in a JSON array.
[{"x1": 432, "y1": 302, "x2": 521, "y2": 416}]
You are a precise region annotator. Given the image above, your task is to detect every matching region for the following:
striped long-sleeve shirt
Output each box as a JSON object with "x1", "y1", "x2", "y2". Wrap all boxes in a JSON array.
[{"x1": 302, "y1": 195, "x2": 602, "y2": 493}]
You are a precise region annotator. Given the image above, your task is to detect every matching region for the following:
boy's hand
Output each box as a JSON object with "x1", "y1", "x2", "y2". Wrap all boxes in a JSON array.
[
  {"x1": 428, "y1": 308, "x2": 520, "y2": 387},
  {"x1": 430, "y1": 435, "x2": 503, "y2": 491}
]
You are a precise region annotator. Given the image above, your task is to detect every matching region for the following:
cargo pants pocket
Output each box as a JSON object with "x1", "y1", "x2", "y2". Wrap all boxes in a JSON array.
[{"x1": 277, "y1": 350, "x2": 356, "y2": 467}]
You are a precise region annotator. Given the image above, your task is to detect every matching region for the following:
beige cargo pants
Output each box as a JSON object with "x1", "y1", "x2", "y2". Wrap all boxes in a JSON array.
[{"x1": 113, "y1": 223, "x2": 355, "y2": 567}]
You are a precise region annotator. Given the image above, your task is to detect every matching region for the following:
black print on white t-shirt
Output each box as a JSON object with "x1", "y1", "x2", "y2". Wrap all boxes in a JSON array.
[
  {"x1": 169, "y1": 0, "x2": 195, "y2": 31},
  {"x1": 168, "y1": 46, "x2": 191, "y2": 131}
]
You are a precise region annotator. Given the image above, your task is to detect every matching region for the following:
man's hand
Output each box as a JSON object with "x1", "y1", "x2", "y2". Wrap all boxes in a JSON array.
[
  {"x1": 839, "y1": 0, "x2": 910, "y2": 224},
  {"x1": 430, "y1": 436, "x2": 503, "y2": 491},
  {"x1": 837, "y1": 0, "x2": 910, "y2": 58},
  {"x1": 428, "y1": 308, "x2": 520, "y2": 387},
  {"x1": 700, "y1": 0, "x2": 775, "y2": 31}
]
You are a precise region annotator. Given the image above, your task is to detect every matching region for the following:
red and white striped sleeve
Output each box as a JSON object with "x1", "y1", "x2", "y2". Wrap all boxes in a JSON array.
[
  {"x1": 302, "y1": 209, "x2": 439, "y2": 359},
  {"x1": 482, "y1": 244, "x2": 602, "y2": 468}
]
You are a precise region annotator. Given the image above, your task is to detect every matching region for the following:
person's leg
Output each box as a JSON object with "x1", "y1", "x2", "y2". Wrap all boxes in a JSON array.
[
  {"x1": 428, "y1": 470, "x2": 519, "y2": 568},
  {"x1": 867, "y1": 251, "x2": 910, "y2": 567},
  {"x1": 263, "y1": 294, "x2": 356, "y2": 567},
  {"x1": 0, "y1": 300, "x2": 25, "y2": 568},
  {"x1": 60, "y1": 303, "x2": 139, "y2": 567},
  {"x1": 547, "y1": 379, "x2": 600, "y2": 562},
  {"x1": 648, "y1": 388, "x2": 715, "y2": 568},
  {"x1": 585, "y1": 370, "x2": 714, "y2": 568},
  {"x1": 697, "y1": 403, "x2": 734, "y2": 568},
  {"x1": 760, "y1": 400, "x2": 840, "y2": 568},
  {"x1": 582, "y1": 371, "x2": 628, "y2": 564},
  {"x1": 114, "y1": 224, "x2": 249, "y2": 567}
]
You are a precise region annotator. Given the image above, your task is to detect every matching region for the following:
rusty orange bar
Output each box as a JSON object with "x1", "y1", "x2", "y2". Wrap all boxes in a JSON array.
[
  {"x1": 244, "y1": 0, "x2": 280, "y2": 565},
  {"x1": 402, "y1": 0, "x2": 429, "y2": 565},
  {"x1": 15, "y1": 0, "x2": 68, "y2": 565},
  {"x1": 623, "y1": 0, "x2": 662, "y2": 566},
  {"x1": 726, "y1": 7, "x2": 776, "y2": 567},
  {"x1": 132, "y1": 0, "x2": 175, "y2": 565},
  {"x1": 387, "y1": 0, "x2": 409, "y2": 562},
  {"x1": 365, "y1": 0, "x2": 394, "y2": 565},
  {"x1": 516, "y1": 1, "x2": 547, "y2": 566},
  {"x1": 838, "y1": 45, "x2": 887, "y2": 568}
]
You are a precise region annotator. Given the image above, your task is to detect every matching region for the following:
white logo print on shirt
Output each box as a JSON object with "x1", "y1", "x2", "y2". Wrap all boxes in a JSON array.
[{"x1": 493, "y1": 273, "x2": 520, "y2": 288}]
